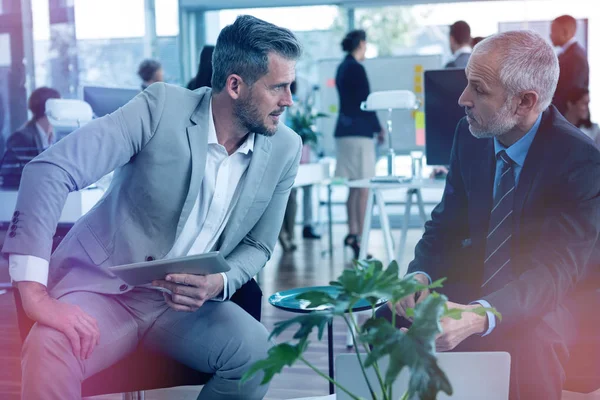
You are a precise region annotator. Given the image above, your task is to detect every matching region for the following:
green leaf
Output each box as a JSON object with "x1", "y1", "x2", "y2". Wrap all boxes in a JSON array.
[
  {"x1": 360, "y1": 293, "x2": 453, "y2": 400},
  {"x1": 444, "y1": 305, "x2": 502, "y2": 322},
  {"x1": 241, "y1": 341, "x2": 308, "y2": 385},
  {"x1": 269, "y1": 312, "x2": 333, "y2": 342}
]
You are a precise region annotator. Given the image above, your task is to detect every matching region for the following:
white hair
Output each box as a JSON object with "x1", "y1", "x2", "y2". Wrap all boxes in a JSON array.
[{"x1": 474, "y1": 30, "x2": 559, "y2": 112}]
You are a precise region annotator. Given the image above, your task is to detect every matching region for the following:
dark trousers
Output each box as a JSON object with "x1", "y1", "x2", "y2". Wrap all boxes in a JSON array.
[{"x1": 376, "y1": 306, "x2": 570, "y2": 400}]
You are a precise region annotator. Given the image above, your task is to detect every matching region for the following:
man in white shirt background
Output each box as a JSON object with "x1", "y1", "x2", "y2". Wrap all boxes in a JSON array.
[
  {"x1": 445, "y1": 20, "x2": 472, "y2": 69},
  {"x1": 550, "y1": 14, "x2": 590, "y2": 115},
  {"x1": 3, "y1": 15, "x2": 302, "y2": 400}
]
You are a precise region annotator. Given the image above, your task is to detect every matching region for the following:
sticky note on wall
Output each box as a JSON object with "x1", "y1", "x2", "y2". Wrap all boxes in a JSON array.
[{"x1": 415, "y1": 111, "x2": 425, "y2": 146}]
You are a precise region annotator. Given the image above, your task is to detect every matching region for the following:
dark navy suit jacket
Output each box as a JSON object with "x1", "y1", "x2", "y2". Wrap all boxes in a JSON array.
[
  {"x1": 407, "y1": 106, "x2": 600, "y2": 339},
  {"x1": 553, "y1": 42, "x2": 589, "y2": 115},
  {"x1": 334, "y1": 54, "x2": 381, "y2": 139}
]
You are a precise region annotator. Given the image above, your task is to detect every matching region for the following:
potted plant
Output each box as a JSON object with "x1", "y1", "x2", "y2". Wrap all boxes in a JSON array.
[
  {"x1": 288, "y1": 102, "x2": 328, "y2": 164},
  {"x1": 243, "y1": 259, "x2": 500, "y2": 400}
]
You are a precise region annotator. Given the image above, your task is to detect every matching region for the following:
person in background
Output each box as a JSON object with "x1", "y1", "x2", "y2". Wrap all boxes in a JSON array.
[
  {"x1": 137, "y1": 59, "x2": 164, "y2": 90},
  {"x1": 445, "y1": 21, "x2": 472, "y2": 68},
  {"x1": 187, "y1": 45, "x2": 215, "y2": 91},
  {"x1": 563, "y1": 87, "x2": 600, "y2": 146},
  {"x1": 471, "y1": 36, "x2": 485, "y2": 47},
  {"x1": 550, "y1": 14, "x2": 589, "y2": 115},
  {"x1": 5, "y1": 87, "x2": 60, "y2": 154},
  {"x1": 334, "y1": 29, "x2": 384, "y2": 259}
]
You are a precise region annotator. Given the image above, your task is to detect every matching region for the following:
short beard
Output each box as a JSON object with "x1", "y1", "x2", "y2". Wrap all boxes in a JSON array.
[
  {"x1": 234, "y1": 91, "x2": 277, "y2": 137},
  {"x1": 467, "y1": 101, "x2": 518, "y2": 139}
]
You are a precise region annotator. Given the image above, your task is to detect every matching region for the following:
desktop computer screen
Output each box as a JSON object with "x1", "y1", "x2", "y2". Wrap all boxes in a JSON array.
[
  {"x1": 424, "y1": 69, "x2": 468, "y2": 166},
  {"x1": 82, "y1": 86, "x2": 139, "y2": 118}
]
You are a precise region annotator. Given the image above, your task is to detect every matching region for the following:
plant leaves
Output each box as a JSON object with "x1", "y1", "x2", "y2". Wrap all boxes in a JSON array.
[
  {"x1": 360, "y1": 293, "x2": 453, "y2": 400},
  {"x1": 269, "y1": 312, "x2": 333, "y2": 342},
  {"x1": 241, "y1": 341, "x2": 308, "y2": 385}
]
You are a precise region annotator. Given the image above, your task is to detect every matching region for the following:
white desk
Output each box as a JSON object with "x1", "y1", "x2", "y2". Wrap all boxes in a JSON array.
[
  {"x1": 347, "y1": 178, "x2": 445, "y2": 273},
  {"x1": 0, "y1": 187, "x2": 104, "y2": 224}
]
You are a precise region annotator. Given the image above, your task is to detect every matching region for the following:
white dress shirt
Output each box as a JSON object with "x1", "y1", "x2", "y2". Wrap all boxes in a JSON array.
[
  {"x1": 10, "y1": 99, "x2": 255, "y2": 301},
  {"x1": 557, "y1": 37, "x2": 578, "y2": 56},
  {"x1": 453, "y1": 45, "x2": 472, "y2": 59}
]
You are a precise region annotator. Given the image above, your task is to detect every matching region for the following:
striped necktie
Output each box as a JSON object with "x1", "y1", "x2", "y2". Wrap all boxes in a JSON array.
[{"x1": 481, "y1": 150, "x2": 515, "y2": 294}]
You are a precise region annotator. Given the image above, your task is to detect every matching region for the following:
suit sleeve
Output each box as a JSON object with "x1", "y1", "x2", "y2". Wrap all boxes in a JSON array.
[
  {"x1": 349, "y1": 63, "x2": 381, "y2": 133},
  {"x1": 1, "y1": 83, "x2": 167, "y2": 261},
  {"x1": 224, "y1": 135, "x2": 302, "y2": 297},
  {"x1": 407, "y1": 119, "x2": 470, "y2": 279},
  {"x1": 483, "y1": 146, "x2": 600, "y2": 336}
]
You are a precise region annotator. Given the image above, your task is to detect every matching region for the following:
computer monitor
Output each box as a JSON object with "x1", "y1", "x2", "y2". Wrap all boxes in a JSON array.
[
  {"x1": 424, "y1": 69, "x2": 468, "y2": 166},
  {"x1": 82, "y1": 86, "x2": 139, "y2": 118}
]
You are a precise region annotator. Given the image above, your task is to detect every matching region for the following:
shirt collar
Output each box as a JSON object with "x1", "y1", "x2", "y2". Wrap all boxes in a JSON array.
[
  {"x1": 454, "y1": 45, "x2": 472, "y2": 58},
  {"x1": 35, "y1": 122, "x2": 52, "y2": 147},
  {"x1": 494, "y1": 113, "x2": 542, "y2": 166},
  {"x1": 559, "y1": 37, "x2": 577, "y2": 54},
  {"x1": 207, "y1": 98, "x2": 255, "y2": 155}
]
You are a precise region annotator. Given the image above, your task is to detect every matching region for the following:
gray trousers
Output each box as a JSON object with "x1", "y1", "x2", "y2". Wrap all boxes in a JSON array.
[{"x1": 21, "y1": 288, "x2": 270, "y2": 400}]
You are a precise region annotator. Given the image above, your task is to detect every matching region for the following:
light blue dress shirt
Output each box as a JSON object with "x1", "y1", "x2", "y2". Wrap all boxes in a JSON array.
[{"x1": 415, "y1": 113, "x2": 542, "y2": 336}]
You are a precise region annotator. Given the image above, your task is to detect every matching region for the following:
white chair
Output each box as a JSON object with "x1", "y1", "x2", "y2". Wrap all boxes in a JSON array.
[{"x1": 45, "y1": 98, "x2": 94, "y2": 141}]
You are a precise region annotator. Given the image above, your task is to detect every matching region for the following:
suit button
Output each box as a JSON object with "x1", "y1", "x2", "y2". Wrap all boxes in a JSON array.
[
  {"x1": 8, "y1": 231, "x2": 16, "y2": 238},
  {"x1": 145, "y1": 256, "x2": 155, "y2": 262},
  {"x1": 13, "y1": 211, "x2": 20, "y2": 217},
  {"x1": 10, "y1": 224, "x2": 17, "y2": 231},
  {"x1": 119, "y1": 284, "x2": 128, "y2": 291},
  {"x1": 11, "y1": 217, "x2": 18, "y2": 224}
]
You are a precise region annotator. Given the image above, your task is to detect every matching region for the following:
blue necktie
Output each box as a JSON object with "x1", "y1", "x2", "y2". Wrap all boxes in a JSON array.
[{"x1": 482, "y1": 151, "x2": 515, "y2": 294}]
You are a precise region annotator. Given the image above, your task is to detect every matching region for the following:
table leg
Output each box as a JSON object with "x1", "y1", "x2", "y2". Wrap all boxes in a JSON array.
[
  {"x1": 358, "y1": 189, "x2": 375, "y2": 260},
  {"x1": 374, "y1": 190, "x2": 395, "y2": 264},
  {"x1": 397, "y1": 189, "x2": 415, "y2": 267},
  {"x1": 328, "y1": 184, "x2": 333, "y2": 258},
  {"x1": 328, "y1": 320, "x2": 335, "y2": 394},
  {"x1": 415, "y1": 188, "x2": 428, "y2": 222}
]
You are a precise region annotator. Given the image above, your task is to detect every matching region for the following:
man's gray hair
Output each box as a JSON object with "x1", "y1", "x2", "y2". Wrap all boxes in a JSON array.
[
  {"x1": 475, "y1": 30, "x2": 559, "y2": 112},
  {"x1": 212, "y1": 15, "x2": 303, "y2": 92}
]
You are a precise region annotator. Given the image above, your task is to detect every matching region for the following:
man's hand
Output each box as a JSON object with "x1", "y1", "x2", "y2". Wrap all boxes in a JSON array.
[
  {"x1": 435, "y1": 301, "x2": 488, "y2": 352},
  {"x1": 388, "y1": 273, "x2": 430, "y2": 321},
  {"x1": 17, "y1": 281, "x2": 100, "y2": 360},
  {"x1": 152, "y1": 273, "x2": 224, "y2": 312}
]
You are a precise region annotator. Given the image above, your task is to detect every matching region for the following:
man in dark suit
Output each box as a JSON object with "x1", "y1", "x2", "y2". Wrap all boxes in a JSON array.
[
  {"x1": 1, "y1": 87, "x2": 60, "y2": 186},
  {"x1": 551, "y1": 15, "x2": 589, "y2": 115},
  {"x1": 5, "y1": 87, "x2": 60, "y2": 153},
  {"x1": 445, "y1": 21, "x2": 472, "y2": 69},
  {"x1": 381, "y1": 30, "x2": 600, "y2": 399}
]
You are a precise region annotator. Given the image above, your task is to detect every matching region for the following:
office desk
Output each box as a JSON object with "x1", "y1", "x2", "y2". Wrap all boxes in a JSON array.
[
  {"x1": 294, "y1": 162, "x2": 334, "y2": 257},
  {"x1": 347, "y1": 178, "x2": 445, "y2": 274}
]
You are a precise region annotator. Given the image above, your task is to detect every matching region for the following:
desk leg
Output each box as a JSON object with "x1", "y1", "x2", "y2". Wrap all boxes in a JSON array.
[
  {"x1": 374, "y1": 190, "x2": 395, "y2": 263},
  {"x1": 328, "y1": 184, "x2": 333, "y2": 258},
  {"x1": 328, "y1": 320, "x2": 335, "y2": 394},
  {"x1": 358, "y1": 189, "x2": 375, "y2": 260},
  {"x1": 397, "y1": 189, "x2": 415, "y2": 266},
  {"x1": 415, "y1": 188, "x2": 428, "y2": 222}
]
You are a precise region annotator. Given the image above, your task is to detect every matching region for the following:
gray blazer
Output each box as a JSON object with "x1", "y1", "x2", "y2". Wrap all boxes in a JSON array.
[
  {"x1": 2, "y1": 83, "x2": 302, "y2": 299},
  {"x1": 445, "y1": 52, "x2": 470, "y2": 69}
]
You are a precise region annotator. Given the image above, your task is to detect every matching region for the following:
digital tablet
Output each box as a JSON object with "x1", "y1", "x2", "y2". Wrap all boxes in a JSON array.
[{"x1": 108, "y1": 252, "x2": 230, "y2": 286}]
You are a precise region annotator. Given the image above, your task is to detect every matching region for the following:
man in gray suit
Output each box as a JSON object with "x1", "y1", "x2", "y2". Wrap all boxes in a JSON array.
[
  {"x1": 445, "y1": 20, "x2": 472, "y2": 69},
  {"x1": 3, "y1": 15, "x2": 302, "y2": 400}
]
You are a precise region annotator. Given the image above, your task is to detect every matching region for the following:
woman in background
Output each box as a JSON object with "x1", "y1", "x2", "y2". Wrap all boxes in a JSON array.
[
  {"x1": 563, "y1": 87, "x2": 600, "y2": 147},
  {"x1": 334, "y1": 29, "x2": 384, "y2": 259},
  {"x1": 187, "y1": 45, "x2": 215, "y2": 90}
]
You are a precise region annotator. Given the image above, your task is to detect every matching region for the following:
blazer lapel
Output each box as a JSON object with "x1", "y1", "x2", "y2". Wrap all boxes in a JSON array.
[
  {"x1": 219, "y1": 134, "x2": 272, "y2": 254},
  {"x1": 512, "y1": 109, "x2": 551, "y2": 238},
  {"x1": 469, "y1": 139, "x2": 496, "y2": 246},
  {"x1": 174, "y1": 93, "x2": 210, "y2": 241}
]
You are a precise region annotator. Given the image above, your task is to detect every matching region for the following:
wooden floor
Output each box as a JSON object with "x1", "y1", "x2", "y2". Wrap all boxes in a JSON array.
[{"x1": 1, "y1": 225, "x2": 599, "y2": 399}]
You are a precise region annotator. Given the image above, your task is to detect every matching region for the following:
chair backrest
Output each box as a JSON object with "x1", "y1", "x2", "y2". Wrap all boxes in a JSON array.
[{"x1": 335, "y1": 352, "x2": 511, "y2": 400}]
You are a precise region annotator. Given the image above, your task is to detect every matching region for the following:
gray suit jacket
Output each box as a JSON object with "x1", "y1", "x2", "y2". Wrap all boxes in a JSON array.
[
  {"x1": 445, "y1": 52, "x2": 470, "y2": 69},
  {"x1": 2, "y1": 83, "x2": 302, "y2": 299}
]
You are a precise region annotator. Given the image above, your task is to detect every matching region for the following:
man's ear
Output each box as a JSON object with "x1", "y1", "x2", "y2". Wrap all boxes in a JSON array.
[
  {"x1": 516, "y1": 91, "x2": 539, "y2": 116},
  {"x1": 226, "y1": 74, "x2": 244, "y2": 100}
]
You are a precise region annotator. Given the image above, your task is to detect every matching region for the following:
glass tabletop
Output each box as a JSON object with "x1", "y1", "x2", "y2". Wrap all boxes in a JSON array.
[{"x1": 268, "y1": 285, "x2": 386, "y2": 314}]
